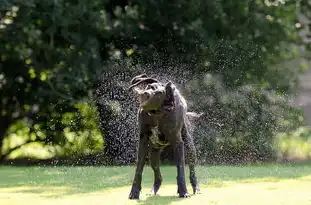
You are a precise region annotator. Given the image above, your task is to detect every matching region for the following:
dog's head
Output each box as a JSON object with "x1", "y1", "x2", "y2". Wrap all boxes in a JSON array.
[{"x1": 129, "y1": 74, "x2": 175, "y2": 112}]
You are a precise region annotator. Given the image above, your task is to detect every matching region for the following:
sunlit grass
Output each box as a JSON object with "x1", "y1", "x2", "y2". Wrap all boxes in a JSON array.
[{"x1": 0, "y1": 163, "x2": 311, "y2": 205}]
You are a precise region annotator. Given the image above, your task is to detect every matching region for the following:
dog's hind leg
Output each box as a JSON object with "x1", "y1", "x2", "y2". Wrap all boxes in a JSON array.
[
  {"x1": 173, "y1": 139, "x2": 190, "y2": 198},
  {"x1": 187, "y1": 147, "x2": 201, "y2": 195},
  {"x1": 150, "y1": 147, "x2": 162, "y2": 195},
  {"x1": 182, "y1": 126, "x2": 201, "y2": 194}
]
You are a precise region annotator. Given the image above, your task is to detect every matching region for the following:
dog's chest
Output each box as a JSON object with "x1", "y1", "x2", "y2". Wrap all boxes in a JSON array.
[{"x1": 149, "y1": 124, "x2": 170, "y2": 148}]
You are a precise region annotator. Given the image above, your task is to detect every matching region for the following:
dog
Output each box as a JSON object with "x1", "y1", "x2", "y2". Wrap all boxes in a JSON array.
[{"x1": 128, "y1": 74, "x2": 201, "y2": 199}]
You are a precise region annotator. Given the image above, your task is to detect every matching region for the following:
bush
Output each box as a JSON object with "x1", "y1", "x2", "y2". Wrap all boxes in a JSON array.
[
  {"x1": 187, "y1": 73, "x2": 304, "y2": 164},
  {"x1": 275, "y1": 127, "x2": 311, "y2": 161},
  {"x1": 1, "y1": 100, "x2": 103, "y2": 160}
]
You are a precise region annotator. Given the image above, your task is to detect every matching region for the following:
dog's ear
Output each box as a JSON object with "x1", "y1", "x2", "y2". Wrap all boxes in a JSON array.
[
  {"x1": 132, "y1": 86, "x2": 144, "y2": 95},
  {"x1": 162, "y1": 82, "x2": 175, "y2": 111},
  {"x1": 165, "y1": 82, "x2": 175, "y2": 100},
  {"x1": 128, "y1": 74, "x2": 159, "y2": 91},
  {"x1": 130, "y1": 74, "x2": 148, "y2": 85}
]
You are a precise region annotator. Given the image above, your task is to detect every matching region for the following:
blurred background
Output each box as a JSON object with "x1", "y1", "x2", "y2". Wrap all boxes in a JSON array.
[{"x1": 1, "y1": 0, "x2": 311, "y2": 166}]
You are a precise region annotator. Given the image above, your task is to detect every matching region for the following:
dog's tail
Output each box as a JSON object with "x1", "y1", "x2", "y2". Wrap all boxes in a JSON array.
[
  {"x1": 186, "y1": 112, "x2": 204, "y2": 118},
  {"x1": 185, "y1": 112, "x2": 204, "y2": 136}
]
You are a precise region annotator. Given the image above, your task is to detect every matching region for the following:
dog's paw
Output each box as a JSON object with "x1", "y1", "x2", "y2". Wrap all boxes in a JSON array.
[
  {"x1": 129, "y1": 193, "x2": 140, "y2": 200},
  {"x1": 148, "y1": 190, "x2": 159, "y2": 196},
  {"x1": 193, "y1": 186, "x2": 201, "y2": 195},
  {"x1": 149, "y1": 188, "x2": 157, "y2": 196},
  {"x1": 178, "y1": 192, "x2": 191, "y2": 198},
  {"x1": 150, "y1": 179, "x2": 162, "y2": 195},
  {"x1": 129, "y1": 188, "x2": 140, "y2": 200}
]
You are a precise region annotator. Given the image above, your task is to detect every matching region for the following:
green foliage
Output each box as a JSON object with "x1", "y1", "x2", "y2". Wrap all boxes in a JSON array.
[
  {"x1": 275, "y1": 127, "x2": 311, "y2": 161},
  {"x1": 1, "y1": 100, "x2": 103, "y2": 159},
  {"x1": 188, "y1": 73, "x2": 305, "y2": 164},
  {"x1": 58, "y1": 101, "x2": 103, "y2": 156},
  {"x1": 2, "y1": 120, "x2": 57, "y2": 159},
  {"x1": 0, "y1": 0, "x2": 110, "y2": 158}
]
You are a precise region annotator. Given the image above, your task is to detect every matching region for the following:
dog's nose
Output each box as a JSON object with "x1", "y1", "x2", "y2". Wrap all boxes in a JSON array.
[{"x1": 142, "y1": 91, "x2": 150, "y2": 99}]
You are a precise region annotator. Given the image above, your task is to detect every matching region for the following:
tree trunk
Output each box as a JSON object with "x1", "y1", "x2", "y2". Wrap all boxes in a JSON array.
[{"x1": 0, "y1": 116, "x2": 10, "y2": 161}]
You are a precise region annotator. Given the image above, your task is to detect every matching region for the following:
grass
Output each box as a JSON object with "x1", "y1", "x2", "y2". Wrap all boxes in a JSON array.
[{"x1": 1, "y1": 163, "x2": 311, "y2": 205}]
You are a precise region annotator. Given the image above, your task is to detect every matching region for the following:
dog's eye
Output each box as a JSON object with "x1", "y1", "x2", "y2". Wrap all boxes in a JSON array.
[{"x1": 147, "y1": 84, "x2": 156, "y2": 90}]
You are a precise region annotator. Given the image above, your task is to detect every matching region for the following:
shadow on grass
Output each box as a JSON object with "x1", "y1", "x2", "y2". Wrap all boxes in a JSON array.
[
  {"x1": 0, "y1": 166, "x2": 136, "y2": 197},
  {"x1": 0, "y1": 162, "x2": 311, "y2": 198},
  {"x1": 138, "y1": 195, "x2": 184, "y2": 205}
]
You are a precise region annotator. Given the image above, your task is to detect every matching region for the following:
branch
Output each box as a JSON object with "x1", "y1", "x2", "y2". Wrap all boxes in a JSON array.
[
  {"x1": 0, "y1": 139, "x2": 47, "y2": 161},
  {"x1": 46, "y1": 79, "x2": 75, "y2": 101}
]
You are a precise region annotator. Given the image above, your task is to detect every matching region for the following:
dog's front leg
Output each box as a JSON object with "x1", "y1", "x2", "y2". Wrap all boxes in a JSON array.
[
  {"x1": 129, "y1": 135, "x2": 148, "y2": 200},
  {"x1": 174, "y1": 140, "x2": 190, "y2": 198}
]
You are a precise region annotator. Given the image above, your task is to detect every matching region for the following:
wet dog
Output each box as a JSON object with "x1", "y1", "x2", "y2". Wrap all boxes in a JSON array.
[{"x1": 128, "y1": 74, "x2": 201, "y2": 199}]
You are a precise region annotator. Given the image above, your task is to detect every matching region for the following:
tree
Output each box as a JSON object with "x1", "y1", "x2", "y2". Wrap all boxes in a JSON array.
[{"x1": 0, "y1": 0, "x2": 108, "y2": 160}]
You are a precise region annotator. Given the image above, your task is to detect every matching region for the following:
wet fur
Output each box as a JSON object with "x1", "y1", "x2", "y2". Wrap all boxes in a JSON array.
[{"x1": 128, "y1": 74, "x2": 201, "y2": 199}]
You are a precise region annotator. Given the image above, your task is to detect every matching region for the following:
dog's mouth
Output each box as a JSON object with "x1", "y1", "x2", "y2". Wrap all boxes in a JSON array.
[
  {"x1": 139, "y1": 91, "x2": 165, "y2": 111},
  {"x1": 149, "y1": 110, "x2": 157, "y2": 114},
  {"x1": 146, "y1": 109, "x2": 162, "y2": 116}
]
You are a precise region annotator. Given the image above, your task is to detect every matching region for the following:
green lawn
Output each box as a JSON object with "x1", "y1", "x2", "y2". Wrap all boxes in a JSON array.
[{"x1": 1, "y1": 163, "x2": 311, "y2": 205}]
